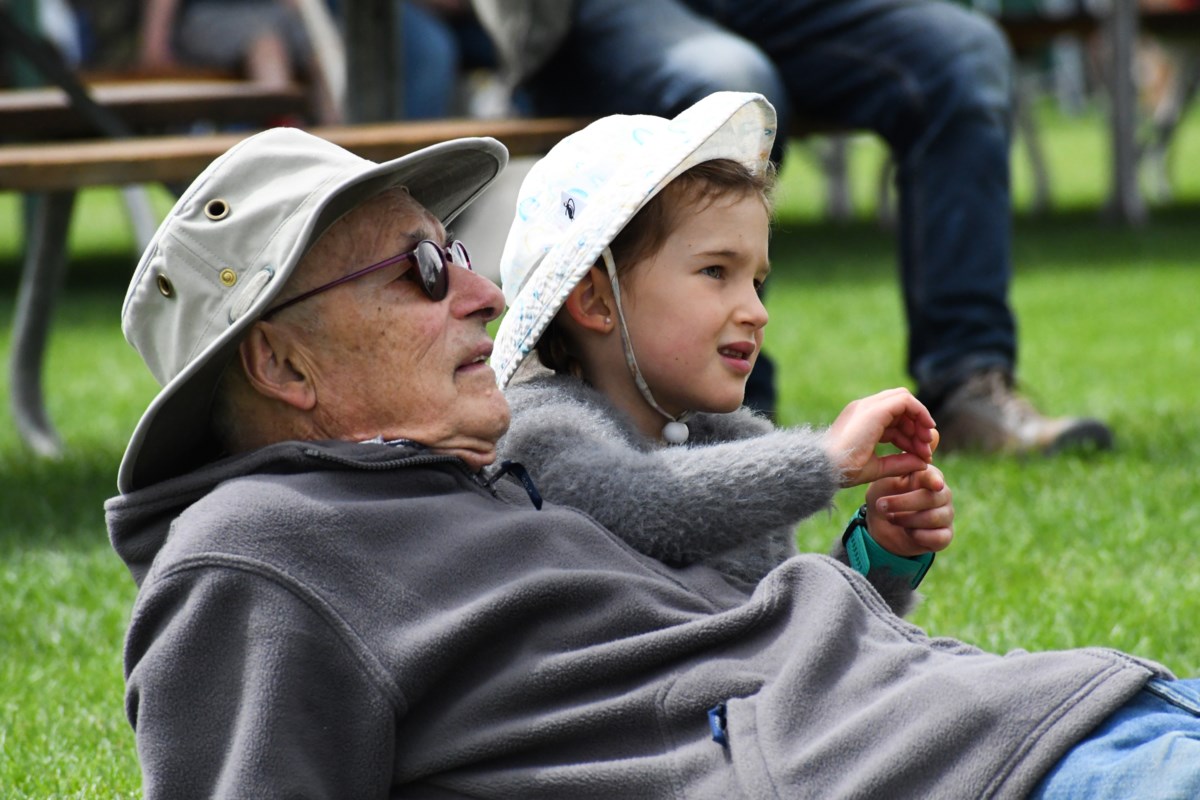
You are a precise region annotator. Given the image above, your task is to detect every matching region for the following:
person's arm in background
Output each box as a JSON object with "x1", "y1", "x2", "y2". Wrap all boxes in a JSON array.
[
  {"x1": 291, "y1": 0, "x2": 345, "y2": 123},
  {"x1": 138, "y1": 0, "x2": 183, "y2": 72}
]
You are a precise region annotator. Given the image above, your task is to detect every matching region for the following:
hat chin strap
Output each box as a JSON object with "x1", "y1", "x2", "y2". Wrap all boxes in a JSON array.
[{"x1": 602, "y1": 248, "x2": 690, "y2": 445}]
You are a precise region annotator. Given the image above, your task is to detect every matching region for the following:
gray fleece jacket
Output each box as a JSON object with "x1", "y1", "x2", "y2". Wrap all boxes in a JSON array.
[
  {"x1": 501, "y1": 372, "x2": 916, "y2": 611},
  {"x1": 106, "y1": 439, "x2": 1168, "y2": 799}
]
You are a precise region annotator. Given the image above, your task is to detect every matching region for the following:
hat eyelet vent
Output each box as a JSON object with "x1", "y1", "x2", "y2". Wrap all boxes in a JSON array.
[
  {"x1": 156, "y1": 274, "x2": 174, "y2": 297},
  {"x1": 204, "y1": 199, "x2": 230, "y2": 220}
]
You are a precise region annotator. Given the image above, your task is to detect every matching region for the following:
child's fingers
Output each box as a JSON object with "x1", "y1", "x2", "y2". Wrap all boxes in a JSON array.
[
  {"x1": 882, "y1": 502, "x2": 953, "y2": 530},
  {"x1": 828, "y1": 390, "x2": 937, "y2": 479},
  {"x1": 875, "y1": 476, "x2": 951, "y2": 517},
  {"x1": 870, "y1": 453, "x2": 930, "y2": 481},
  {"x1": 904, "y1": 524, "x2": 954, "y2": 553},
  {"x1": 881, "y1": 416, "x2": 938, "y2": 462},
  {"x1": 879, "y1": 502, "x2": 954, "y2": 553},
  {"x1": 865, "y1": 468, "x2": 926, "y2": 500},
  {"x1": 876, "y1": 464, "x2": 945, "y2": 495},
  {"x1": 911, "y1": 464, "x2": 946, "y2": 492}
]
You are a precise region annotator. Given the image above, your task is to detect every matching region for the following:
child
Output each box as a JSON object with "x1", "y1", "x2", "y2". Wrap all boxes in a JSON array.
[{"x1": 491, "y1": 92, "x2": 952, "y2": 611}]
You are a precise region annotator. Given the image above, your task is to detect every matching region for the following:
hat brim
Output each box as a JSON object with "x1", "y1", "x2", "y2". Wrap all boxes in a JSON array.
[{"x1": 118, "y1": 136, "x2": 508, "y2": 493}]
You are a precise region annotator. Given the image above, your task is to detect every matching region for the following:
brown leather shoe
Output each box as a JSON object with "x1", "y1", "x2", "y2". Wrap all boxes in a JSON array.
[{"x1": 934, "y1": 369, "x2": 1114, "y2": 455}]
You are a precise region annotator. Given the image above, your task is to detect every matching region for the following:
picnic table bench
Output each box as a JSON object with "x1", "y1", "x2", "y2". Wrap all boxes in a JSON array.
[
  {"x1": 0, "y1": 117, "x2": 592, "y2": 192},
  {"x1": 0, "y1": 79, "x2": 307, "y2": 139}
]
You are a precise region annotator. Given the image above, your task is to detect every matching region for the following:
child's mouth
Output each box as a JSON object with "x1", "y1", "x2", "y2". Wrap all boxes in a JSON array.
[{"x1": 718, "y1": 343, "x2": 755, "y2": 372}]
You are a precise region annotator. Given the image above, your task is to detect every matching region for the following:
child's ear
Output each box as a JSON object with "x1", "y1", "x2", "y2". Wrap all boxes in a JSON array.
[{"x1": 563, "y1": 266, "x2": 616, "y2": 334}]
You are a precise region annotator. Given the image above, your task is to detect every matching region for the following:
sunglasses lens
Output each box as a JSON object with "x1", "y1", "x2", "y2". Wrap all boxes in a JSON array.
[
  {"x1": 415, "y1": 241, "x2": 449, "y2": 301},
  {"x1": 449, "y1": 241, "x2": 471, "y2": 270}
]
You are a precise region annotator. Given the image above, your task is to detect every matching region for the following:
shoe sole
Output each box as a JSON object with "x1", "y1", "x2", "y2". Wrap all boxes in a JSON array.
[{"x1": 1041, "y1": 419, "x2": 1115, "y2": 456}]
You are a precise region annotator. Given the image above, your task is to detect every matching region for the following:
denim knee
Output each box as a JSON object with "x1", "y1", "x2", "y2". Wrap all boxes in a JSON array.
[
  {"x1": 659, "y1": 32, "x2": 788, "y2": 115},
  {"x1": 941, "y1": 10, "x2": 1013, "y2": 123},
  {"x1": 1031, "y1": 678, "x2": 1200, "y2": 799}
]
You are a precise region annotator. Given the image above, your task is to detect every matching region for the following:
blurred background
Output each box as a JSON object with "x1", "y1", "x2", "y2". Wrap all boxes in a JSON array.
[{"x1": 2, "y1": 0, "x2": 1198, "y2": 794}]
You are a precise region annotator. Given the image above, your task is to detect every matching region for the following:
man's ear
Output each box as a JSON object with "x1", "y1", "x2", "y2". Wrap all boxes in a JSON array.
[
  {"x1": 237, "y1": 322, "x2": 317, "y2": 411},
  {"x1": 563, "y1": 265, "x2": 616, "y2": 334}
]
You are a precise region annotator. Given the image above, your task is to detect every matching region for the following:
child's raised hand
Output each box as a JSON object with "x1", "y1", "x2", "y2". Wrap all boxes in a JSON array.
[
  {"x1": 863, "y1": 464, "x2": 954, "y2": 557},
  {"x1": 824, "y1": 388, "x2": 938, "y2": 487}
]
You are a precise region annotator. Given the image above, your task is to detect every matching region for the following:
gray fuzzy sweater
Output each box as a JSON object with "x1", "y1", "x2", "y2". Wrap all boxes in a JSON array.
[
  {"x1": 501, "y1": 372, "x2": 917, "y2": 611},
  {"x1": 106, "y1": 439, "x2": 1168, "y2": 798}
]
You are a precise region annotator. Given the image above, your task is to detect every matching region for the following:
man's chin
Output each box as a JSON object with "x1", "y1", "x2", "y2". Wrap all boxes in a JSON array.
[
  {"x1": 451, "y1": 447, "x2": 499, "y2": 471},
  {"x1": 447, "y1": 399, "x2": 512, "y2": 461},
  {"x1": 428, "y1": 426, "x2": 505, "y2": 470}
]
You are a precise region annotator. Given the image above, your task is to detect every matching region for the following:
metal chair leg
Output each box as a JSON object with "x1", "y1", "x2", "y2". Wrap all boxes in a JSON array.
[
  {"x1": 1015, "y1": 69, "x2": 1052, "y2": 215},
  {"x1": 121, "y1": 186, "x2": 159, "y2": 251},
  {"x1": 1106, "y1": 0, "x2": 1147, "y2": 224},
  {"x1": 11, "y1": 190, "x2": 75, "y2": 457}
]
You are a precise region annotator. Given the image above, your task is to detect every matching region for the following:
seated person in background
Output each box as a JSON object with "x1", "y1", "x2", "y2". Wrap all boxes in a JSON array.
[
  {"x1": 397, "y1": 0, "x2": 515, "y2": 119},
  {"x1": 472, "y1": 0, "x2": 1115, "y2": 455},
  {"x1": 107, "y1": 126, "x2": 1200, "y2": 798},
  {"x1": 494, "y1": 92, "x2": 950, "y2": 608}
]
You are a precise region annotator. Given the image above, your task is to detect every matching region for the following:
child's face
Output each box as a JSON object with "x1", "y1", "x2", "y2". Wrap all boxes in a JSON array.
[{"x1": 621, "y1": 192, "x2": 771, "y2": 417}]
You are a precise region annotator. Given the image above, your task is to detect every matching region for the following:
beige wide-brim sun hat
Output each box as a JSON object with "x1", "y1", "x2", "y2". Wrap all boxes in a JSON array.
[
  {"x1": 118, "y1": 127, "x2": 508, "y2": 493},
  {"x1": 490, "y1": 91, "x2": 777, "y2": 390}
]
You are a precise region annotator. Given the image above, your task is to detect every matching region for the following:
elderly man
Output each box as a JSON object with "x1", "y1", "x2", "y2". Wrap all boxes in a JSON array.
[{"x1": 108, "y1": 128, "x2": 1198, "y2": 798}]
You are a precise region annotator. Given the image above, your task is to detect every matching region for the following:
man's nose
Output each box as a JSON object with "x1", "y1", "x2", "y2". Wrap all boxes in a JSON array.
[{"x1": 450, "y1": 263, "x2": 505, "y2": 322}]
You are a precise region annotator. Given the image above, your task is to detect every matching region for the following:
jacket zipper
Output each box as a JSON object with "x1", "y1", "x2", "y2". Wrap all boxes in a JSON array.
[{"x1": 299, "y1": 447, "x2": 513, "y2": 501}]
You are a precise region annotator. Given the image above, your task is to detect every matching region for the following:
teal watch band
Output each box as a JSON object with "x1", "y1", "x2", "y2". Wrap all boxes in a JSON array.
[{"x1": 842, "y1": 504, "x2": 934, "y2": 589}]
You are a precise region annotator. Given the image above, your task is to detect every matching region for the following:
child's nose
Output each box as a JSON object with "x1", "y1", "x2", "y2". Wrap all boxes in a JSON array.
[{"x1": 740, "y1": 289, "x2": 769, "y2": 329}]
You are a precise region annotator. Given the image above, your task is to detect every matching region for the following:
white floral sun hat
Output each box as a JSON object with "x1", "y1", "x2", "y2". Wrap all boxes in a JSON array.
[{"x1": 490, "y1": 91, "x2": 777, "y2": 390}]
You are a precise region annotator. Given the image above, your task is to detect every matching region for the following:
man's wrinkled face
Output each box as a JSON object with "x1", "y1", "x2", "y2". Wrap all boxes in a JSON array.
[{"x1": 274, "y1": 189, "x2": 510, "y2": 466}]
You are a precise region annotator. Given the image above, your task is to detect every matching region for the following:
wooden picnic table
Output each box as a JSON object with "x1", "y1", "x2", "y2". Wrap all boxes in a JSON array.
[
  {"x1": 0, "y1": 115, "x2": 589, "y2": 458},
  {"x1": 0, "y1": 5, "x2": 310, "y2": 457}
]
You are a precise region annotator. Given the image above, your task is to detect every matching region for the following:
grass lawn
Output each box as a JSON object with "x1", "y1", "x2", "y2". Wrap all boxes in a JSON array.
[{"x1": 2, "y1": 102, "x2": 1199, "y2": 795}]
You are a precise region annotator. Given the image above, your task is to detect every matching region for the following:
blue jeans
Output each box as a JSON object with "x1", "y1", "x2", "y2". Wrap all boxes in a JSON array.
[
  {"x1": 397, "y1": 1, "x2": 458, "y2": 119},
  {"x1": 527, "y1": 0, "x2": 1018, "y2": 407},
  {"x1": 1032, "y1": 678, "x2": 1200, "y2": 798}
]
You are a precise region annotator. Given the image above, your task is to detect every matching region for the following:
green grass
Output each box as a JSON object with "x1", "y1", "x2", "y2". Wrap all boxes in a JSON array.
[
  {"x1": 2, "y1": 102, "x2": 1200, "y2": 794},
  {"x1": 770, "y1": 214, "x2": 1200, "y2": 669},
  {"x1": 0, "y1": 294, "x2": 152, "y2": 798}
]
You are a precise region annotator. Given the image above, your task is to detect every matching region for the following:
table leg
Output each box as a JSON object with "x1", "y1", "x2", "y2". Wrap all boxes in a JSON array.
[
  {"x1": 1108, "y1": 0, "x2": 1147, "y2": 224},
  {"x1": 340, "y1": 0, "x2": 401, "y2": 122},
  {"x1": 10, "y1": 190, "x2": 76, "y2": 457}
]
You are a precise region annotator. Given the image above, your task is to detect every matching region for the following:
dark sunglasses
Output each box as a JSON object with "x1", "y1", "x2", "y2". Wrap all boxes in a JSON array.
[{"x1": 263, "y1": 239, "x2": 471, "y2": 318}]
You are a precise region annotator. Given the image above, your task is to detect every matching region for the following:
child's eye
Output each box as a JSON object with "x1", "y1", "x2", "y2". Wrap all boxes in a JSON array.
[
  {"x1": 700, "y1": 265, "x2": 724, "y2": 279},
  {"x1": 754, "y1": 277, "x2": 767, "y2": 297}
]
